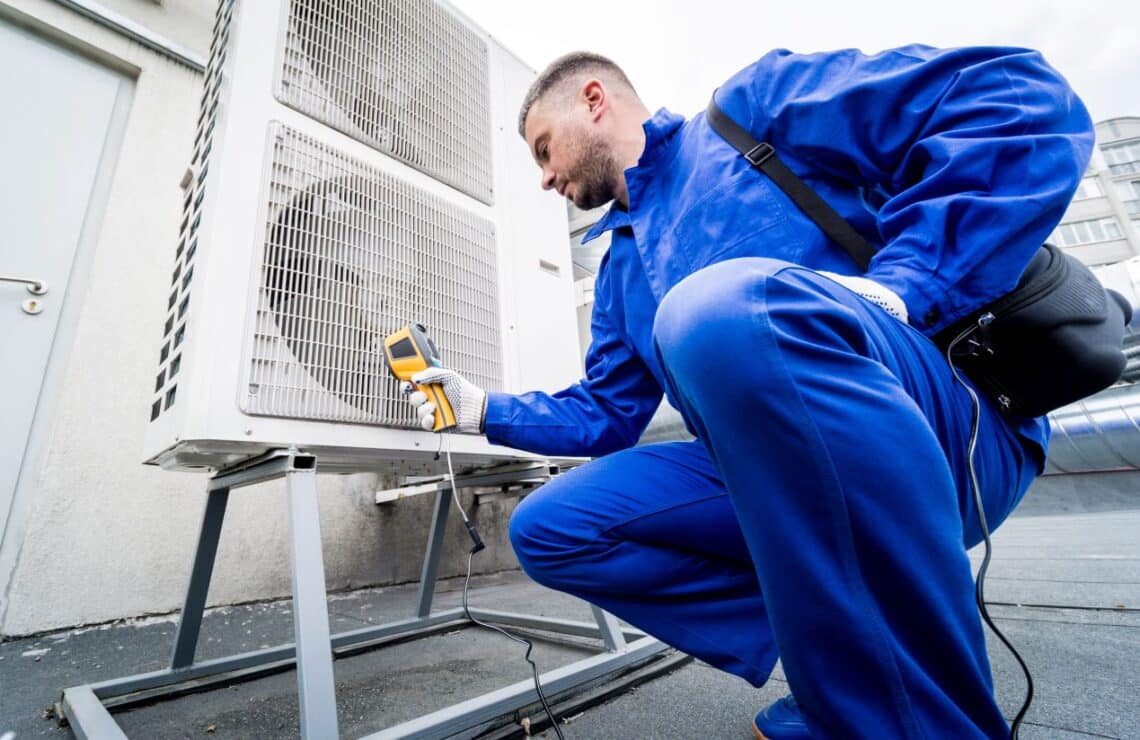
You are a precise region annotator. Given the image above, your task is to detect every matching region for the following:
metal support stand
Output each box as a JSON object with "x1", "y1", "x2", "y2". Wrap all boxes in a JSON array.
[
  {"x1": 59, "y1": 450, "x2": 670, "y2": 739},
  {"x1": 416, "y1": 488, "x2": 452, "y2": 619}
]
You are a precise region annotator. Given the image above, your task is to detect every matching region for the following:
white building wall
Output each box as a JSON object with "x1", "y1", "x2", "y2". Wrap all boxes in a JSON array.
[
  {"x1": 1, "y1": 0, "x2": 521, "y2": 637},
  {"x1": 76, "y1": 0, "x2": 212, "y2": 53}
]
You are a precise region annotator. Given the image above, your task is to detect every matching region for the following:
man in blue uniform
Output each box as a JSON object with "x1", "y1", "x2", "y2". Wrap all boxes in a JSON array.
[{"x1": 408, "y1": 46, "x2": 1093, "y2": 737}]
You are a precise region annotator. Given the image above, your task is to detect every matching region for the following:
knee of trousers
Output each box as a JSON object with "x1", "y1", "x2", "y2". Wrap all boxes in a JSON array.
[
  {"x1": 508, "y1": 481, "x2": 597, "y2": 590},
  {"x1": 653, "y1": 258, "x2": 842, "y2": 389}
]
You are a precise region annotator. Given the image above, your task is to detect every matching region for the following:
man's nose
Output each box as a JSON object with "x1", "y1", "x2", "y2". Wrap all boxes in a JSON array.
[{"x1": 541, "y1": 167, "x2": 556, "y2": 191}]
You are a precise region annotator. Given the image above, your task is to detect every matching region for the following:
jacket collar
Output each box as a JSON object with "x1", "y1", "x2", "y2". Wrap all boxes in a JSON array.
[
  {"x1": 636, "y1": 107, "x2": 685, "y2": 169},
  {"x1": 582, "y1": 204, "x2": 631, "y2": 244},
  {"x1": 581, "y1": 108, "x2": 685, "y2": 244}
]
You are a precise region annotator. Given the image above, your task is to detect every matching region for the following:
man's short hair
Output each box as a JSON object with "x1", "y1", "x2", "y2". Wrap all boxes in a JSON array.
[{"x1": 517, "y1": 51, "x2": 637, "y2": 137}]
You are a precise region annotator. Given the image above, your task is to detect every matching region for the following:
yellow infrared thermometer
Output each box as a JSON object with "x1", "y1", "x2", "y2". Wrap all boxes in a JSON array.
[{"x1": 382, "y1": 323, "x2": 457, "y2": 432}]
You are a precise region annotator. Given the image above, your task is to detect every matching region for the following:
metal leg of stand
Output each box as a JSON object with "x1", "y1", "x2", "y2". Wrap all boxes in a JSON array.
[
  {"x1": 287, "y1": 465, "x2": 340, "y2": 740},
  {"x1": 170, "y1": 487, "x2": 230, "y2": 669},
  {"x1": 415, "y1": 488, "x2": 452, "y2": 618},
  {"x1": 591, "y1": 605, "x2": 627, "y2": 652}
]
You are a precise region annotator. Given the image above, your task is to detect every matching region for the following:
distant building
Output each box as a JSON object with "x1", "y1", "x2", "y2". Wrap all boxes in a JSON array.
[{"x1": 1051, "y1": 117, "x2": 1140, "y2": 266}]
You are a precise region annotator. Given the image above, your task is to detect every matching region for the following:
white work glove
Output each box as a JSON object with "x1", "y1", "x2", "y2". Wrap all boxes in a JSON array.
[
  {"x1": 817, "y1": 271, "x2": 908, "y2": 323},
  {"x1": 402, "y1": 367, "x2": 487, "y2": 433}
]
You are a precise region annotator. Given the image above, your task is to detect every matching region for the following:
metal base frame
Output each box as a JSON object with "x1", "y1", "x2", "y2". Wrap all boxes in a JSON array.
[{"x1": 58, "y1": 449, "x2": 669, "y2": 739}]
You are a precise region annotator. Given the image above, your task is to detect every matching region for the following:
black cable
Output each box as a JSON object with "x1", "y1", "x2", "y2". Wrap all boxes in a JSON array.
[
  {"x1": 443, "y1": 435, "x2": 565, "y2": 739},
  {"x1": 945, "y1": 330, "x2": 1034, "y2": 739},
  {"x1": 462, "y1": 550, "x2": 565, "y2": 740}
]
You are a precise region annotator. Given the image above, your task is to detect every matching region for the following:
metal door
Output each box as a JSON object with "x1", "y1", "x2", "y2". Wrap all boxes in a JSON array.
[{"x1": 0, "y1": 17, "x2": 132, "y2": 550}]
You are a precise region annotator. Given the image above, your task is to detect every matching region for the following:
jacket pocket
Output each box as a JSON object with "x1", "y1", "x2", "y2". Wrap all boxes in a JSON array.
[{"x1": 673, "y1": 165, "x2": 803, "y2": 269}]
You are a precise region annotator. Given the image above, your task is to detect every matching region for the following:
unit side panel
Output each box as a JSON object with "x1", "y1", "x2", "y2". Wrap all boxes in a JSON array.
[
  {"x1": 143, "y1": 0, "x2": 241, "y2": 462},
  {"x1": 490, "y1": 46, "x2": 581, "y2": 394}
]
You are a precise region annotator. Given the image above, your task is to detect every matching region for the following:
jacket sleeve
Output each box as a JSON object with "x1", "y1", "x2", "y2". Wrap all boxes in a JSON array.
[
  {"x1": 717, "y1": 45, "x2": 1095, "y2": 333},
  {"x1": 483, "y1": 299, "x2": 663, "y2": 457}
]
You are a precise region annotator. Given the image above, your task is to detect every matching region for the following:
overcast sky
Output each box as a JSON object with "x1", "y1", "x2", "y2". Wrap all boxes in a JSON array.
[{"x1": 451, "y1": 0, "x2": 1140, "y2": 127}]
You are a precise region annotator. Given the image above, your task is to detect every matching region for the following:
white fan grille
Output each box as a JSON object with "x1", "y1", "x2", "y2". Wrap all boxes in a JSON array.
[
  {"x1": 244, "y1": 123, "x2": 501, "y2": 425},
  {"x1": 277, "y1": 0, "x2": 494, "y2": 204}
]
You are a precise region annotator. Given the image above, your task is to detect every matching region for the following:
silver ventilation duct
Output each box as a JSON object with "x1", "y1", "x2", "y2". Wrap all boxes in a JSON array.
[
  {"x1": 1045, "y1": 383, "x2": 1140, "y2": 474},
  {"x1": 1051, "y1": 260, "x2": 1140, "y2": 473}
]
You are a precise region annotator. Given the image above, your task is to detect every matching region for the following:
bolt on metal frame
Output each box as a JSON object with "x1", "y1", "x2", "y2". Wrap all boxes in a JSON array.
[{"x1": 58, "y1": 449, "x2": 670, "y2": 738}]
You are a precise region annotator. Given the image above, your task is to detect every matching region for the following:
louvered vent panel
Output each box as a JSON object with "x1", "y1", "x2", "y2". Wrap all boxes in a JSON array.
[
  {"x1": 277, "y1": 0, "x2": 494, "y2": 204},
  {"x1": 243, "y1": 123, "x2": 501, "y2": 426},
  {"x1": 150, "y1": 0, "x2": 236, "y2": 423}
]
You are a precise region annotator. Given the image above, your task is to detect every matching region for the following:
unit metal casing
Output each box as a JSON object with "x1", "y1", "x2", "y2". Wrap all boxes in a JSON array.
[{"x1": 143, "y1": 0, "x2": 579, "y2": 473}]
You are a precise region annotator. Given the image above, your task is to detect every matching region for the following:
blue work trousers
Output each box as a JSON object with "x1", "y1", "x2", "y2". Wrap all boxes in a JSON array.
[{"x1": 509, "y1": 259, "x2": 1040, "y2": 738}]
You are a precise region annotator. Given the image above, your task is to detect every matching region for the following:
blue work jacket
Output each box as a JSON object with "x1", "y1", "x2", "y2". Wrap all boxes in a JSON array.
[{"x1": 485, "y1": 45, "x2": 1093, "y2": 459}]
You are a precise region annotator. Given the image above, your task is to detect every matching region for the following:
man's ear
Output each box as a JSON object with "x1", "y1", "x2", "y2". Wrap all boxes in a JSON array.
[{"x1": 581, "y1": 79, "x2": 606, "y2": 121}]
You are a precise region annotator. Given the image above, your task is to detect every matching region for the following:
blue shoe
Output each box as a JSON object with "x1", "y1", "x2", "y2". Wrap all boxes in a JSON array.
[{"x1": 753, "y1": 695, "x2": 810, "y2": 739}]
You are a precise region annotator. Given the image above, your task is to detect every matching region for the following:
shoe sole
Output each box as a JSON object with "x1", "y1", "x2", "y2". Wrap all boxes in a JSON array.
[{"x1": 752, "y1": 720, "x2": 770, "y2": 740}]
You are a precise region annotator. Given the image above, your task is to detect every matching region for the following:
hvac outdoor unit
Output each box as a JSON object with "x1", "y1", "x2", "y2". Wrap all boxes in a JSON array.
[{"x1": 143, "y1": 0, "x2": 580, "y2": 473}]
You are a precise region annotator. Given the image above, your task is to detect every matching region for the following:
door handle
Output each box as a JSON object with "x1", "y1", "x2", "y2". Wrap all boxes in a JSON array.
[{"x1": 0, "y1": 275, "x2": 48, "y2": 295}]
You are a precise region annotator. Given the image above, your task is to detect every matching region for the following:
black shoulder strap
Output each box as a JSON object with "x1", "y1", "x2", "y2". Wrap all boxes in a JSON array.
[{"x1": 705, "y1": 92, "x2": 878, "y2": 272}]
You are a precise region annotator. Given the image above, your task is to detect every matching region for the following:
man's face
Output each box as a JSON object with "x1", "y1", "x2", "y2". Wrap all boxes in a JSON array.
[{"x1": 524, "y1": 98, "x2": 619, "y2": 211}]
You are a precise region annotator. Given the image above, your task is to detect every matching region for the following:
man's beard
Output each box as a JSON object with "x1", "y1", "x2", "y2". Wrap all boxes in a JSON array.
[{"x1": 566, "y1": 133, "x2": 619, "y2": 210}]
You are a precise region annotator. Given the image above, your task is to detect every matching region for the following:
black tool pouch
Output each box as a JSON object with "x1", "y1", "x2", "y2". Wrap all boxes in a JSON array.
[
  {"x1": 705, "y1": 94, "x2": 1132, "y2": 418},
  {"x1": 932, "y1": 243, "x2": 1131, "y2": 418}
]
